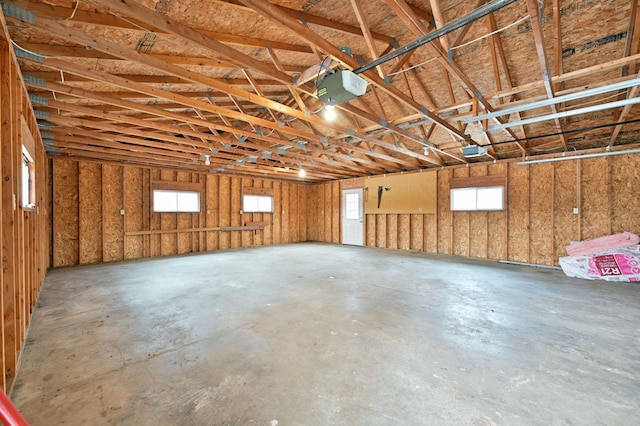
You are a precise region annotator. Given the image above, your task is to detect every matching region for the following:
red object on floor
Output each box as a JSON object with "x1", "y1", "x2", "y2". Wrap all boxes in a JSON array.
[{"x1": 0, "y1": 389, "x2": 28, "y2": 426}]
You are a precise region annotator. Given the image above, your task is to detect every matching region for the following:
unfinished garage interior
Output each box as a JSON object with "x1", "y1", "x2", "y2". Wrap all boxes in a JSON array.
[{"x1": 0, "y1": 0, "x2": 639, "y2": 423}]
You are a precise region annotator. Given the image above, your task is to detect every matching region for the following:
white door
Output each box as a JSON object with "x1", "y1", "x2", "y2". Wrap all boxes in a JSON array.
[{"x1": 342, "y1": 188, "x2": 364, "y2": 246}]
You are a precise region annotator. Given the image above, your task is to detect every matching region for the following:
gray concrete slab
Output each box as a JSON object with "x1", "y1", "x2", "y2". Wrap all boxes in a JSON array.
[{"x1": 10, "y1": 243, "x2": 640, "y2": 425}]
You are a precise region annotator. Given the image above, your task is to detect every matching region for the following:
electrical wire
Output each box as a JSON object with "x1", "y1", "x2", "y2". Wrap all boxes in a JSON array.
[
  {"x1": 315, "y1": 56, "x2": 332, "y2": 89},
  {"x1": 386, "y1": 57, "x2": 437, "y2": 77},
  {"x1": 10, "y1": 40, "x2": 48, "y2": 59},
  {"x1": 57, "y1": 0, "x2": 80, "y2": 22},
  {"x1": 449, "y1": 15, "x2": 529, "y2": 51}
]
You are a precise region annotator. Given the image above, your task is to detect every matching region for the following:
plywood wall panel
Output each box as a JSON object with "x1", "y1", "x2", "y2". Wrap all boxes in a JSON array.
[
  {"x1": 289, "y1": 183, "x2": 299, "y2": 242},
  {"x1": 306, "y1": 185, "x2": 317, "y2": 241},
  {"x1": 469, "y1": 212, "x2": 487, "y2": 259},
  {"x1": 424, "y1": 214, "x2": 437, "y2": 253},
  {"x1": 553, "y1": 161, "x2": 578, "y2": 263},
  {"x1": 580, "y1": 157, "x2": 610, "y2": 240},
  {"x1": 273, "y1": 182, "x2": 282, "y2": 244},
  {"x1": 53, "y1": 160, "x2": 79, "y2": 267},
  {"x1": 241, "y1": 178, "x2": 253, "y2": 248},
  {"x1": 437, "y1": 169, "x2": 452, "y2": 254},
  {"x1": 176, "y1": 172, "x2": 193, "y2": 254},
  {"x1": 488, "y1": 163, "x2": 508, "y2": 260},
  {"x1": 507, "y1": 164, "x2": 529, "y2": 262},
  {"x1": 487, "y1": 211, "x2": 506, "y2": 260},
  {"x1": 529, "y1": 164, "x2": 554, "y2": 266},
  {"x1": 124, "y1": 167, "x2": 144, "y2": 260},
  {"x1": 263, "y1": 180, "x2": 274, "y2": 245},
  {"x1": 366, "y1": 214, "x2": 376, "y2": 246},
  {"x1": 398, "y1": 214, "x2": 410, "y2": 250},
  {"x1": 410, "y1": 214, "x2": 423, "y2": 250},
  {"x1": 102, "y1": 165, "x2": 124, "y2": 262},
  {"x1": 150, "y1": 169, "x2": 161, "y2": 257},
  {"x1": 376, "y1": 214, "x2": 386, "y2": 247},
  {"x1": 468, "y1": 166, "x2": 488, "y2": 259},
  {"x1": 332, "y1": 182, "x2": 340, "y2": 243},
  {"x1": 299, "y1": 184, "x2": 308, "y2": 242},
  {"x1": 452, "y1": 212, "x2": 470, "y2": 256},
  {"x1": 230, "y1": 177, "x2": 242, "y2": 249},
  {"x1": 219, "y1": 176, "x2": 231, "y2": 249},
  {"x1": 610, "y1": 154, "x2": 640, "y2": 235},
  {"x1": 206, "y1": 174, "x2": 219, "y2": 250},
  {"x1": 280, "y1": 182, "x2": 290, "y2": 243},
  {"x1": 78, "y1": 163, "x2": 102, "y2": 264},
  {"x1": 387, "y1": 214, "x2": 398, "y2": 249},
  {"x1": 452, "y1": 168, "x2": 469, "y2": 256},
  {"x1": 323, "y1": 183, "x2": 331, "y2": 242}
]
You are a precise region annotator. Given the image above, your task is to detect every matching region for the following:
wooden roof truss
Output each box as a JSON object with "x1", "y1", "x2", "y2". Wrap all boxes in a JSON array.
[{"x1": 1, "y1": 0, "x2": 639, "y2": 181}]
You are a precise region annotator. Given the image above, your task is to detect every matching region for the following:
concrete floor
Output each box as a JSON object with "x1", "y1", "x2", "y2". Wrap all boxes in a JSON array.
[{"x1": 10, "y1": 243, "x2": 640, "y2": 425}]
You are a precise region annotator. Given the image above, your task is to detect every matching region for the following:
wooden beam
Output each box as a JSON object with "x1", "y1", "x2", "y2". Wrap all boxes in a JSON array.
[
  {"x1": 11, "y1": 15, "x2": 425, "y2": 169},
  {"x1": 11, "y1": 41, "x2": 306, "y2": 73},
  {"x1": 6, "y1": 0, "x2": 314, "y2": 54},
  {"x1": 213, "y1": 0, "x2": 396, "y2": 43},
  {"x1": 34, "y1": 82, "x2": 378, "y2": 173},
  {"x1": 85, "y1": 0, "x2": 295, "y2": 85},
  {"x1": 350, "y1": 0, "x2": 385, "y2": 79},
  {"x1": 524, "y1": 0, "x2": 568, "y2": 151},
  {"x1": 237, "y1": 0, "x2": 475, "y2": 154}
]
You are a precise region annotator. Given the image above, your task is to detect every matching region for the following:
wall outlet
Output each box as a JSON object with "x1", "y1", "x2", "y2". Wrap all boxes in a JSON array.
[
  {"x1": 573, "y1": 207, "x2": 579, "y2": 215},
  {"x1": 120, "y1": 209, "x2": 125, "y2": 216},
  {"x1": 207, "y1": 209, "x2": 211, "y2": 215}
]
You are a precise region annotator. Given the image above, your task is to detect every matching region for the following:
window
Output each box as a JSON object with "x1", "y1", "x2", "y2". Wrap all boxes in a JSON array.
[
  {"x1": 22, "y1": 146, "x2": 35, "y2": 209},
  {"x1": 345, "y1": 193, "x2": 359, "y2": 219},
  {"x1": 451, "y1": 186, "x2": 504, "y2": 211},
  {"x1": 153, "y1": 190, "x2": 200, "y2": 212},
  {"x1": 243, "y1": 194, "x2": 273, "y2": 213}
]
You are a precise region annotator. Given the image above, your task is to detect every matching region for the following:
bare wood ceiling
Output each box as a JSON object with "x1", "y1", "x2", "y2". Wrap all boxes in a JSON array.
[{"x1": 2, "y1": 0, "x2": 639, "y2": 182}]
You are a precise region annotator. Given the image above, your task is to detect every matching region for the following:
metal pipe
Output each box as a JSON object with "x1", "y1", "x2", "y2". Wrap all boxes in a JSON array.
[
  {"x1": 487, "y1": 96, "x2": 640, "y2": 132},
  {"x1": 354, "y1": 0, "x2": 518, "y2": 75},
  {"x1": 517, "y1": 148, "x2": 640, "y2": 165},
  {"x1": 465, "y1": 74, "x2": 640, "y2": 123}
]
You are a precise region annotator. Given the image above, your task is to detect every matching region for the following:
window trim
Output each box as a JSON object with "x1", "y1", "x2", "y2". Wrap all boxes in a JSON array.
[
  {"x1": 242, "y1": 194, "x2": 274, "y2": 213},
  {"x1": 152, "y1": 189, "x2": 201, "y2": 213},
  {"x1": 450, "y1": 185, "x2": 505, "y2": 212},
  {"x1": 21, "y1": 146, "x2": 36, "y2": 211}
]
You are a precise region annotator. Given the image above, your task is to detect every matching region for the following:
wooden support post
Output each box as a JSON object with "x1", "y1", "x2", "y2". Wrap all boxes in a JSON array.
[{"x1": 1, "y1": 38, "x2": 17, "y2": 387}]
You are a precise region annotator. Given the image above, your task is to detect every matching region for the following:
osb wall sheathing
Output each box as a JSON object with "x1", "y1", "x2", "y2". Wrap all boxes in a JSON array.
[
  {"x1": 51, "y1": 159, "x2": 309, "y2": 267},
  {"x1": 308, "y1": 155, "x2": 640, "y2": 267}
]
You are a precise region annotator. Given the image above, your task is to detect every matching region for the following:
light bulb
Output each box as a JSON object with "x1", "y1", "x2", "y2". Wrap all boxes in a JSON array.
[
  {"x1": 323, "y1": 104, "x2": 336, "y2": 121},
  {"x1": 298, "y1": 169, "x2": 306, "y2": 177}
]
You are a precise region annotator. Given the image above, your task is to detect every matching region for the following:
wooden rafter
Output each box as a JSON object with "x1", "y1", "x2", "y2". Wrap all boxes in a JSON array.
[
  {"x1": 4, "y1": 0, "x2": 315, "y2": 55},
  {"x1": 524, "y1": 0, "x2": 568, "y2": 151},
  {"x1": 236, "y1": 0, "x2": 475, "y2": 155},
  {"x1": 385, "y1": 0, "x2": 525, "y2": 157},
  {"x1": 9, "y1": 14, "x2": 429, "y2": 170},
  {"x1": 350, "y1": 0, "x2": 385, "y2": 79},
  {"x1": 609, "y1": 0, "x2": 640, "y2": 146}
]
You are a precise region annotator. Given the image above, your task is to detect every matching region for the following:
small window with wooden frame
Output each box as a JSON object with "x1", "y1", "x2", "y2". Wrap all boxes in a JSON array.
[
  {"x1": 21, "y1": 118, "x2": 36, "y2": 210},
  {"x1": 450, "y1": 176, "x2": 506, "y2": 212},
  {"x1": 21, "y1": 148, "x2": 36, "y2": 210},
  {"x1": 242, "y1": 187, "x2": 274, "y2": 213},
  {"x1": 152, "y1": 180, "x2": 203, "y2": 213}
]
